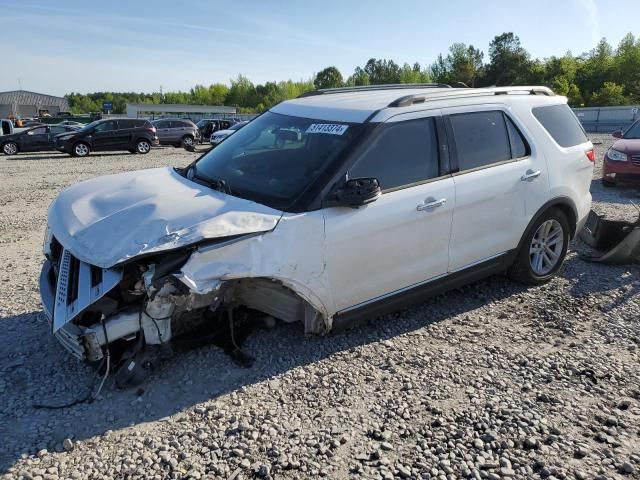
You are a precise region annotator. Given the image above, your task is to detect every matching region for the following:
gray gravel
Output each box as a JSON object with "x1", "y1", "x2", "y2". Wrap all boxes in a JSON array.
[{"x1": 1, "y1": 137, "x2": 639, "y2": 480}]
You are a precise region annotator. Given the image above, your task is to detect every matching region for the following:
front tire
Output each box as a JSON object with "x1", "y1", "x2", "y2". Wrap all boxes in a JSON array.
[
  {"x1": 72, "y1": 142, "x2": 90, "y2": 157},
  {"x1": 2, "y1": 142, "x2": 18, "y2": 155},
  {"x1": 135, "y1": 139, "x2": 151, "y2": 154},
  {"x1": 181, "y1": 135, "x2": 194, "y2": 147},
  {"x1": 508, "y1": 208, "x2": 569, "y2": 285}
]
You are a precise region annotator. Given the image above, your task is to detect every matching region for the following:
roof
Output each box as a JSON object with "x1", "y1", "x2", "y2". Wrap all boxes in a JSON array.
[
  {"x1": 271, "y1": 85, "x2": 559, "y2": 123},
  {"x1": 0, "y1": 90, "x2": 69, "y2": 108}
]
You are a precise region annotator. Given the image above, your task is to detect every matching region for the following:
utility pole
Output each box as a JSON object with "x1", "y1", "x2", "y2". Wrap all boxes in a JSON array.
[{"x1": 160, "y1": 85, "x2": 163, "y2": 103}]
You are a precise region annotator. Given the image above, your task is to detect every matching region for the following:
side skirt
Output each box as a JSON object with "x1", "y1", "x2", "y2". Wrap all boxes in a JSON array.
[{"x1": 331, "y1": 250, "x2": 517, "y2": 332}]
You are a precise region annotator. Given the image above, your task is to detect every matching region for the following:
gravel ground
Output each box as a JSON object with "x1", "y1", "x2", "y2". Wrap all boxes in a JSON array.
[{"x1": 1, "y1": 137, "x2": 639, "y2": 480}]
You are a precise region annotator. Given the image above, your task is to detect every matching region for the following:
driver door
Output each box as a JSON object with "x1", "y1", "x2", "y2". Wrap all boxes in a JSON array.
[
  {"x1": 323, "y1": 111, "x2": 455, "y2": 313},
  {"x1": 21, "y1": 126, "x2": 49, "y2": 152}
]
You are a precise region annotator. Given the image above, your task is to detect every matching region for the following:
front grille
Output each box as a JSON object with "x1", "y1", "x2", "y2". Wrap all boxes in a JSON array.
[
  {"x1": 631, "y1": 155, "x2": 640, "y2": 167},
  {"x1": 52, "y1": 248, "x2": 123, "y2": 333}
]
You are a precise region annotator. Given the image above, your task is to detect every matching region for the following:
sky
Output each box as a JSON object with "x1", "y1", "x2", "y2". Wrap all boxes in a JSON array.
[{"x1": 1, "y1": 0, "x2": 639, "y2": 96}]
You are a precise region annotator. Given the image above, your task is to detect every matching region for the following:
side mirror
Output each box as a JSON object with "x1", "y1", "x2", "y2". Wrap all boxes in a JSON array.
[
  {"x1": 612, "y1": 130, "x2": 623, "y2": 139},
  {"x1": 326, "y1": 178, "x2": 382, "y2": 208}
]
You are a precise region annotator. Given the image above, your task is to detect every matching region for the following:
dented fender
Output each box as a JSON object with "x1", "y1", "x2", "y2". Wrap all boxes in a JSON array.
[{"x1": 176, "y1": 211, "x2": 334, "y2": 326}]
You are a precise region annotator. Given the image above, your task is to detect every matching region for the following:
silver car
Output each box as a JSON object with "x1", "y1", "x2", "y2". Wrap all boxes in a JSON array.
[{"x1": 152, "y1": 118, "x2": 200, "y2": 147}]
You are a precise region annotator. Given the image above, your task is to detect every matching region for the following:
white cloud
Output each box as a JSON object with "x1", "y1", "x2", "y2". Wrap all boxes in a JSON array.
[{"x1": 573, "y1": 0, "x2": 601, "y2": 46}]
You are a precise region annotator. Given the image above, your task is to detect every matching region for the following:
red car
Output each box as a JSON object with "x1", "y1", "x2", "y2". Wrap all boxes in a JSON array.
[{"x1": 602, "y1": 120, "x2": 640, "y2": 187}]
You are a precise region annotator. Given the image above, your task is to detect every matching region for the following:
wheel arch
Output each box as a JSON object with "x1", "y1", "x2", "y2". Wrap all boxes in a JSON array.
[{"x1": 518, "y1": 197, "x2": 578, "y2": 255}]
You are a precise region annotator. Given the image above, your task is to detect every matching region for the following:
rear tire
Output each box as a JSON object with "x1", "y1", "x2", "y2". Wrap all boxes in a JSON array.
[
  {"x1": 508, "y1": 208, "x2": 570, "y2": 285},
  {"x1": 135, "y1": 139, "x2": 151, "y2": 154},
  {"x1": 2, "y1": 142, "x2": 18, "y2": 155},
  {"x1": 72, "y1": 142, "x2": 90, "y2": 157}
]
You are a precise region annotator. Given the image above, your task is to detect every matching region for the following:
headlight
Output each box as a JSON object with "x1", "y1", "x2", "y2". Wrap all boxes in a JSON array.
[
  {"x1": 607, "y1": 148, "x2": 627, "y2": 161},
  {"x1": 43, "y1": 224, "x2": 53, "y2": 257}
]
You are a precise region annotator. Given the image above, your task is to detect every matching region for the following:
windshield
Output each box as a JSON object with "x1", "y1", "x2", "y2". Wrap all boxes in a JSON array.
[
  {"x1": 229, "y1": 122, "x2": 246, "y2": 131},
  {"x1": 623, "y1": 120, "x2": 640, "y2": 139},
  {"x1": 191, "y1": 111, "x2": 363, "y2": 209}
]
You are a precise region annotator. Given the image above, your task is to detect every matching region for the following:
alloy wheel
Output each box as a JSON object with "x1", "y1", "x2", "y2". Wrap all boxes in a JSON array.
[
  {"x1": 3, "y1": 143, "x2": 17, "y2": 155},
  {"x1": 137, "y1": 141, "x2": 150, "y2": 153},
  {"x1": 529, "y1": 219, "x2": 564, "y2": 276},
  {"x1": 75, "y1": 144, "x2": 89, "y2": 156}
]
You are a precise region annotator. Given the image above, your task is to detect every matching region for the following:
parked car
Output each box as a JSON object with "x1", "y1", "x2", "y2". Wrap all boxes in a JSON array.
[
  {"x1": 152, "y1": 118, "x2": 200, "y2": 147},
  {"x1": 209, "y1": 121, "x2": 249, "y2": 145},
  {"x1": 40, "y1": 85, "x2": 593, "y2": 376},
  {"x1": 196, "y1": 119, "x2": 234, "y2": 143},
  {"x1": 54, "y1": 118, "x2": 159, "y2": 157},
  {"x1": 1, "y1": 124, "x2": 80, "y2": 155},
  {"x1": 602, "y1": 120, "x2": 640, "y2": 187}
]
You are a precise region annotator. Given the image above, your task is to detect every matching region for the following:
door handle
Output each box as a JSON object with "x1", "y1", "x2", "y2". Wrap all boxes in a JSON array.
[
  {"x1": 521, "y1": 169, "x2": 541, "y2": 181},
  {"x1": 417, "y1": 198, "x2": 447, "y2": 211}
]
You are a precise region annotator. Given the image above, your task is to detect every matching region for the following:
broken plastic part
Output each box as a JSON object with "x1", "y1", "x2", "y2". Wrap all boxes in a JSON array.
[{"x1": 579, "y1": 209, "x2": 640, "y2": 264}]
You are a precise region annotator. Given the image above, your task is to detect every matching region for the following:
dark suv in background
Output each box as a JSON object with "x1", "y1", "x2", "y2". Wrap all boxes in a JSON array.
[
  {"x1": 152, "y1": 118, "x2": 200, "y2": 147},
  {"x1": 55, "y1": 119, "x2": 159, "y2": 157}
]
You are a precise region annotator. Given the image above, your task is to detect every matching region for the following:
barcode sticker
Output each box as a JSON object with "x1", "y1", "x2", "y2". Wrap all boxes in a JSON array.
[{"x1": 306, "y1": 124, "x2": 349, "y2": 135}]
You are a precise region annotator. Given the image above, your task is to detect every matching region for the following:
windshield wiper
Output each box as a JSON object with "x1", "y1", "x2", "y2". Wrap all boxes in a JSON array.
[{"x1": 190, "y1": 164, "x2": 232, "y2": 195}]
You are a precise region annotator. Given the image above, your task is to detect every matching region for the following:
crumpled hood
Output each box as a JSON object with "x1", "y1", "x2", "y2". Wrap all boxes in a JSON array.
[
  {"x1": 612, "y1": 138, "x2": 640, "y2": 155},
  {"x1": 48, "y1": 167, "x2": 283, "y2": 268}
]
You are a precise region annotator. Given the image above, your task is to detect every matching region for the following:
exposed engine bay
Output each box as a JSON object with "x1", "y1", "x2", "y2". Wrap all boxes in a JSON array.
[{"x1": 40, "y1": 235, "x2": 323, "y2": 388}]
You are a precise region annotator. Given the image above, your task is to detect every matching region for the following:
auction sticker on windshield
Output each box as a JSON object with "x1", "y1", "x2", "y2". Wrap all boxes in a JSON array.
[{"x1": 306, "y1": 124, "x2": 349, "y2": 135}]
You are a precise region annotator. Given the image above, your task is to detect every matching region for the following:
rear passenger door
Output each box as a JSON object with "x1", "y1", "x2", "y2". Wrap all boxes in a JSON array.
[
  {"x1": 444, "y1": 106, "x2": 549, "y2": 271},
  {"x1": 112, "y1": 120, "x2": 135, "y2": 149},
  {"x1": 324, "y1": 111, "x2": 455, "y2": 312}
]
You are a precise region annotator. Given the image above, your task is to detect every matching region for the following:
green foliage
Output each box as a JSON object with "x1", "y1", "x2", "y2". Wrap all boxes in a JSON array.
[
  {"x1": 430, "y1": 43, "x2": 483, "y2": 86},
  {"x1": 65, "y1": 31, "x2": 640, "y2": 115},
  {"x1": 314, "y1": 66, "x2": 344, "y2": 90}
]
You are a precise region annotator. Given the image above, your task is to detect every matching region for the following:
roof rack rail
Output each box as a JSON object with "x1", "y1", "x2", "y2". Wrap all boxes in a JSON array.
[
  {"x1": 388, "y1": 86, "x2": 554, "y2": 107},
  {"x1": 298, "y1": 83, "x2": 452, "y2": 98}
]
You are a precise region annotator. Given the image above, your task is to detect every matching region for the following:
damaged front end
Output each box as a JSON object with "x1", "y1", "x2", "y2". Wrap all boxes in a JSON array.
[
  {"x1": 40, "y1": 231, "x2": 326, "y2": 386},
  {"x1": 579, "y1": 208, "x2": 640, "y2": 264}
]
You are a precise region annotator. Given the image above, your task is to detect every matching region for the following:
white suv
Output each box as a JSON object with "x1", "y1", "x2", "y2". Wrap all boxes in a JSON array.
[{"x1": 40, "y1": 85, "x2": 594, "y2": 376}]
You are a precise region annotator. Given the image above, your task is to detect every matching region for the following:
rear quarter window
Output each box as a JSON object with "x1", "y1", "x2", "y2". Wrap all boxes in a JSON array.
[{"x1": 532, "y1": 104, "x2": 588, "y2": 148}]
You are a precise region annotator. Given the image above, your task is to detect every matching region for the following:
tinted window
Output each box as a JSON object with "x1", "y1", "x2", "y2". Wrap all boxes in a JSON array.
[
  {"x1": 155, "y1": 120, "x2": 170, "y2": 129},
  {"x1": 94, "y1": 121, "x2": 117, "y2": 132},
  {"x1": 117, "y1": 119, "x2": 136, "y2": 129},
  {"x1": 30, "y1": 127, "x2": 47, "y2": 135},
  {"x1": 450, "y1": 111, "x2": 511, "y2": 171},
  {"x1": 350, "y1": 117, "x2": 439, "y2": 190},
  {"x1": 50, "y1": 126, "x2": 66, "y2": 135},
  {"x1": 532, "y1": 104, "x2": 587, "y2": 147},
  {"x1": 171, "y1": 121, "x2": 189, "y2": 128},
  {"x1": 505, "y1": 116, "x2": 529, "y2": 158}
]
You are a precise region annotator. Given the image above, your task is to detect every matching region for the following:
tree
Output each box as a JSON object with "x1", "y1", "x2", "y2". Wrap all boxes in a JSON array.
[
  {"x1": 482, "y1": 32, "x2": 532, "y2": 86},
  {"x1": 314, "y1": 66, "x2": 343, "y2": 90},
  {"x1": 430, "y1": 43, "x2": 483, "y2": 86},
  {"x1": 226, "y1": 74, "x2": 257, "y2": 108},
  {"x1": 399, "y1": 62, "x2": 431, "y2": 84},
  {"x1": 346, "y1": 67, "x2": 370, "y2": 86},
  {"x1": 590, "y1": 82, "x2": 630, "y2": 106},
  {"x1": 363, "y1": 58, "x2": 401, "y2": 84},
  {"x1": 575, "y1": 38, "x2": 613, "y2": 104}
]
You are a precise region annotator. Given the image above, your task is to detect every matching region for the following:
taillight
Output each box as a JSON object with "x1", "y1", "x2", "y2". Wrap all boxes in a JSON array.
[{"x1": 585, "y1": 149, "x2": 595, "y2": 163}]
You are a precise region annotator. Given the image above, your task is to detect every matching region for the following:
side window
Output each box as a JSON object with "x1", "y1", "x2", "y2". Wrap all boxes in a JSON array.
[
  {"x1": 170, "y1": 121, "x2": 186, "y2": 128},
  {"x1": 30, "y1": 127, "x2": 47, "y2": 135},
  {"x1": 117, "y1": 119, "x2": 134, "y2": 129},
  {"x1": 505, "y1": 115, "x2": 529, "y2": 158},
  {"x1": 50, "y1": 126, "x2": 65, "y2": 135},
  {"x1": 349, "y1": 117, "x2": 440, "y2": 190},
  {"x1": 94, "y1": 121, "x2": 116, "y2": 132},
  {"x1": 532, "y1": 104, "x2": 587, "y2": 147},
  {"x1": 450, "y1": 111, "x2": 511, "y2": 171},
  {"x1": 155, "y1": 120, "x2": 170, "y2": 129}
]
